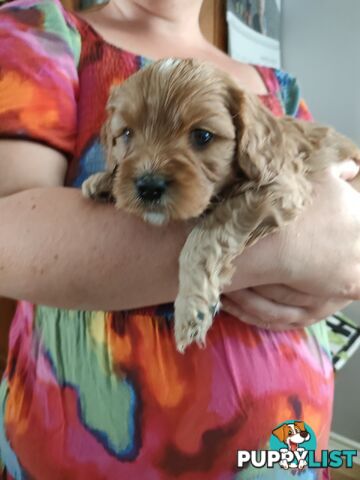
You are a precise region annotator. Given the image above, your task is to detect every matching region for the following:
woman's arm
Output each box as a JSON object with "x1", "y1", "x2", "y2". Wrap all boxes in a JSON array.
[
  {"x1": 0, "y1": 185, "x2": 190, "y2": 310},
  {"x1": 0, "y1": 182, "x2": 278, "y2": 310}
]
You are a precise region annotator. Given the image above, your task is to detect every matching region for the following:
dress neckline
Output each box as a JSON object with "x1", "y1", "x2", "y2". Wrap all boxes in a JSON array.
[{"x1": 68, "y1": 9, "x2": 279, "y2": 100}]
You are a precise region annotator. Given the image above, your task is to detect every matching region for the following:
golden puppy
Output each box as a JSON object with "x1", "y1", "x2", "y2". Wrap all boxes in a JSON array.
[{"x1": 82, "y1": 59, "x2": 360, "y2": 352}]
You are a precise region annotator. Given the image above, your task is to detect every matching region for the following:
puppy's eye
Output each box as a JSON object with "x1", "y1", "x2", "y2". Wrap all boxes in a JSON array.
[
  {"x1": 121, "y1": 127, "x2": 133, "y2": 144},
  {"x1": 190, "y1": 129, "x2": 214, "y2": 148}
]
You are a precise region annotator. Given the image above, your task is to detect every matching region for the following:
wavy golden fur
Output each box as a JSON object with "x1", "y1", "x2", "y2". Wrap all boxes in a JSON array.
[{"x1": 83, "y1": 59, "x2": 360, "y2": 352}]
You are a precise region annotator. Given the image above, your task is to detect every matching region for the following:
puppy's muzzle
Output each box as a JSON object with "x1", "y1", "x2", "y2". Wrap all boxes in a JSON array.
[{"x1": 135, "y1": 174, "x2": 167, "y2": 203}]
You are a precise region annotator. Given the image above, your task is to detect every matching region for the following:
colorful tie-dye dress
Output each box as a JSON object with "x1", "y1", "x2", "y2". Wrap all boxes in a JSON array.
[{"x1": 0, "y1": 1, "x2": 334, "y2": 479}]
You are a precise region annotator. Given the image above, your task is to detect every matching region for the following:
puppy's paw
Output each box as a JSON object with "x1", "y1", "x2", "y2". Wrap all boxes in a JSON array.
[
  {"x1": 82, "y1": 173, "x2": 104, "y2": 198},
  {"x1": 174, "y1": 295, "x2": 219, "y2": 353},
  {"x1": 82, "y1": 172, "x2": 114, "y2": 203}
]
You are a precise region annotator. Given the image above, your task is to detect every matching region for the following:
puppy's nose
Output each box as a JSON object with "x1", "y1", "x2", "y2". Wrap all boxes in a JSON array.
[
  {"x1": 300, "y1": 431, "x2": 309, "y2": 438},
  {"x1": 135, "y1": 175, "x2": 167, "y2": 202}
]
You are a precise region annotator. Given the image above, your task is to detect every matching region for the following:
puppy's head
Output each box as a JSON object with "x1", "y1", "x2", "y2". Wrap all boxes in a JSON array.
[
  {"x1": 272, "y1": 421, "x2": 310, "y2": 450},
  {"x1": 101, "y1": 58, "x2": 293, "y2": 225}
]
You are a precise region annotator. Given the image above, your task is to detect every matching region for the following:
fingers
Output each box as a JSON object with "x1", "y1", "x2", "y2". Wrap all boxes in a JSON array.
[
  {"x1": 221, "y1": 289, "x2": 309, "y2": 330},
  {"x1": 221, "y1": 288, "x2": 352, "y2": 331},
  {"x1": 252, "y1": 284, "x2": 323, "y2": 308}
]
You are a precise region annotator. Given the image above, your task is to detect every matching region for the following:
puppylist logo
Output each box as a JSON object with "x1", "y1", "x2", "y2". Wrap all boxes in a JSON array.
[{"x1": 237, "y1": 420, "x2": 358, "y2": 471}]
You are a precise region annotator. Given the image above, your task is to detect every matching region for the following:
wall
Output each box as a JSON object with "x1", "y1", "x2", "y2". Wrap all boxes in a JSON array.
[
  {"x1": 281, "y1": 0, "x2": 360, "y2": 443},
  {"x1": 281, "y1": 0, "x2": 360, "y2": 144}
]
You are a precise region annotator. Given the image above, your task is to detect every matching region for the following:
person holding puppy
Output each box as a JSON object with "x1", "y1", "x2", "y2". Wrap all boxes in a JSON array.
[{"x1": 0, "y1": 0, "x2": 359, "y2": 478}]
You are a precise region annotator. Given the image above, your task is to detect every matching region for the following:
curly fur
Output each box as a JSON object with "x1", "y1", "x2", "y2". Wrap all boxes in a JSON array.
[{"x1": 82, "y1": 59, "x2": 360, "y2": 352}]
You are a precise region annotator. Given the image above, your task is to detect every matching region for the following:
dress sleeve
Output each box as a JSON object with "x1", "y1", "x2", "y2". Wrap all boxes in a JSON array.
[
  {"x1": 0, "y1": 0, "x2": 81, "y2": 157},
  {"x1": 274, "y1": 69, "x2": 313, "y2": 121}
]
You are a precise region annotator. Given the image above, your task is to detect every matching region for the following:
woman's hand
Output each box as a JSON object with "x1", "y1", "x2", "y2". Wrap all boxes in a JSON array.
[
  {"x1": 221, "y1": 285, "x2": 351, "y2": 330},
  {"x1": 223, "y1": 160, "x2": 360, "y2": 329}
]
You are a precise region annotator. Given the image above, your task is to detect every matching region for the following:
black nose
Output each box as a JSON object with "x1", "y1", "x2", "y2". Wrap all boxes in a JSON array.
[
  {"x1": 300, "y1": 431, "x2": 309, "y2": 438},
  {"x1": 135, "y1": 175, "x2": 167, "y2": 202}
]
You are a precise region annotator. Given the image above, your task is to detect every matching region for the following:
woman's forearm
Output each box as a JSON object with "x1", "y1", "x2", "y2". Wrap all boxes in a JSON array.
[
  {"x1": 0, "y1": 187, "x2": 271, "y2": 310},
  {"x1": 0, "y1": 187, "x2": 185, "y2": 310}
]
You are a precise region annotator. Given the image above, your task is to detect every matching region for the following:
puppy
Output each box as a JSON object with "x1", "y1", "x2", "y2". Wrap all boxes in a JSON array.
[
  {"x1": 82, "y1": 58, "x2": 360, "y2": 352},
  {"x1": 272, "y1": 421, "x2": 310, "y2": 469}
]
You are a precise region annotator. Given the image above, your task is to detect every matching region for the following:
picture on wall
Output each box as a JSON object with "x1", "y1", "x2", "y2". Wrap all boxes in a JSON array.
[{"x1": 227, "y1": 0, "x2": 282, "y2": 68}]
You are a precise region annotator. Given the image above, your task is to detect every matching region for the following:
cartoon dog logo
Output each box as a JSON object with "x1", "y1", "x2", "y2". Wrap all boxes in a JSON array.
[{"x1": 272, "y1": 421, "x2": 311, "y2": 470}]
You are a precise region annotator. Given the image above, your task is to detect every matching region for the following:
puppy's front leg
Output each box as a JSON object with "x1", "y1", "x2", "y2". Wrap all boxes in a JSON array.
[
  {"x1": 82, "y1": 171, "x2": 115, "y2": 203},
  {"x1": 174, "y1": 186, "x2": 303, "y2": 353},
  {"x1": 174, "y1": 192, "x2": 265, "y2": 353},
  {"x1": 174, "y1": 223, "x2": 230, "y2": 353}
]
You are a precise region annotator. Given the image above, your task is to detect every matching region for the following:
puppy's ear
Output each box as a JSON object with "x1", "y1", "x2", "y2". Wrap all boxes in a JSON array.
[
  {"x1": 294, "y1": 421, "x2": 306, "y2": 431},
  {"x1": 228, "y1": 87, "x2": 293, "y2": 185},
  {"x1": 272, "y1": 424, "x2": 288, "y2": 443},
  {"x1": 100, "y1": 86, "x2": 122, "y2": 169},
  {"x1": 100, "y1": 113, "x2": 115, "y2": 168}
]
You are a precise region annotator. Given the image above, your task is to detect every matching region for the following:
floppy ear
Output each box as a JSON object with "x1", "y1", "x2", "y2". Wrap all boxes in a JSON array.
[
  {"x1": 227, "y1": 87, "x2": 297, "y2": 185},
  {"x1": 294, "y1": 421, "x2": 306, "y2": 431},
  {"x1": 100, "y1": 86, "x2": 123, "y2": 169},
  {"x1": 100, "y1": 113, "x2": 115, "y2": 169},
  {"x1": 272, "y1": 424, "x2": 288, "y2": 443}
]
